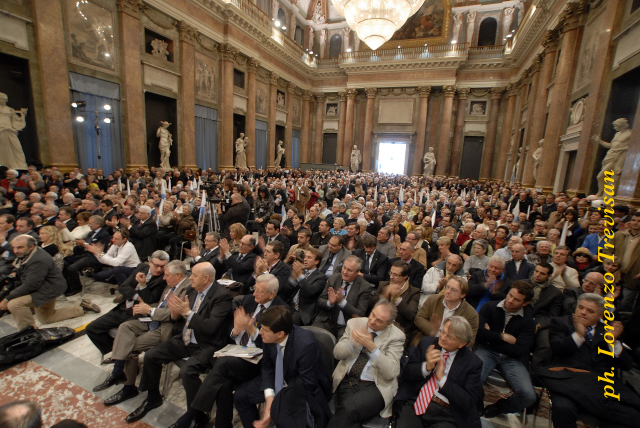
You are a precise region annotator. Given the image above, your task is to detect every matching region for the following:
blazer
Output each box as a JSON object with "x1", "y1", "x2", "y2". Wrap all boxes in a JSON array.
[
  {"x1": 369, "y1": 282, "x2": 420, "y2": 346},
  {"x1": 74, "y1": 227, "x2": 112, "y2": 267},
  {"x1": 413, "y1": 293, "x2": 479, "y2": 347},
  {"x1": 7, "y1": 247, "x2": 67, "y2": 307},
  {"x1": 262, "y1": 233, "x2": 291, "y2": 260},
  {"x1": 504, "y1": 259, "x2": 535, "y2": 282},
  {"x1": 395, "y1": 337, "x2": 483, "y2": 428},
  {"x1": 219, "y1": 200, "x2": 251, "y2": 239},
  {"x1": 191, "y1": 246, "x2": 225, "y2": 279},
  {"x1": 235, "y1": 294, "x2": 290, "y2": 348},
  {"x1": 314, "y1": 275, "x2": 372, "y2": 326},
  {"x1": 332, "y1": 317, "x2": 405, "y2": 417},
  {"x1": 354, "y1": 248, "x2": 389, "y2": 286},
  {"x1": 318, "y1": 245, "x2": 351, "y2": 275},
  {"x1": 476, "y1": 300, "x2": 536, "y2": 360},
  {"x1": 267, "y1": 260, "x2": 292, "y2": 301},
  {"x1": 222, "y1": 251, "x2": 257, "y2": 293},
  {"x1": 528, "y1": 280, "x2": 563, "y2": 328},
  {"x1": 561, "y1": 286, "x2": 584, "y2": 316},
  {"x1": 387, "y1": 257, "x2": 425, "y2": 290},
  {"x1": 128, "y1": 217, "x2": 157, "y2": 260},
  {"x1": 151, "y1": 278, "x2": 191, "y2": 341},
  {"x1": 286, "y1": 268, "x2": 327, "y2": 325}
]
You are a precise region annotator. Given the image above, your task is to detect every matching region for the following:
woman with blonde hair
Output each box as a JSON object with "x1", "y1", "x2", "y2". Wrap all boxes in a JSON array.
[
  {"x1": 228, "y1": 222, "x2": 247, "y2": 253},
  {"x1": 385, "y1": 220, "x2": 402, "y2": 249},
  {"x1": 330, "y1": 217, "x2": 347, "y2": 236},
  {"x1": 39, "y1": 225, "x2": 70, "y2": 257}
]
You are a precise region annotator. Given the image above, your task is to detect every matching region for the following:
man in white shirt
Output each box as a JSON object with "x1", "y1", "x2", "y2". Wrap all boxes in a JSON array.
[
  {"x1": 86, "y1": 229, "x2": 141, "y2": 285},
  {"x1": 550, "y1": 245, "x2": 580, "y2": 291}
]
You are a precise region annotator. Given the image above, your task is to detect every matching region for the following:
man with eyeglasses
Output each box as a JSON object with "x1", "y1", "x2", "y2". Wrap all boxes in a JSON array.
[
  {"x1": 403, "y1": 232, "x2": 427, "y2": 268},
  {"x1": 318, "y1": 235, "x2": 351, "y2": 278},
  {"x1": 186, "y1": 232, "x2": 224, "y2": 279},
  {"x1": 86, "y1": 250, "x2": 170, "y2": 361},
  {"x1": 218, "y1": 235, "x2": 258, "y2": 294}
]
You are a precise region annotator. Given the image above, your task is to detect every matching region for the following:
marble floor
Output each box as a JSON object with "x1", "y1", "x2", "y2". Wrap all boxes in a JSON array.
[{"x1": 0, "y1": 277, "x2": 566, "y2": 428}]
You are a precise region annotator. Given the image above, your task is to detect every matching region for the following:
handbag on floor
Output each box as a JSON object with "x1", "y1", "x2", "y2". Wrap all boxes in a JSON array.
[{"x1": 0, "y1": 326, "x2": 76, "y2": 365}]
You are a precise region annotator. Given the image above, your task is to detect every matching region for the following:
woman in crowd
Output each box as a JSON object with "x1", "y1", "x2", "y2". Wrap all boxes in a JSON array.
[
  {"x1": 169, "y1": 203, "x2": 197, "y2": 259},
  {"x1": 463, "y1": 238, "x2": 490, "y2": 275},
  {"x1": 59, "y1": 211, "x2": 92, "y2": 243},
  {"x1": 156, "y1": 200, "x2": 175, "y2": 249},
  {"x1": 228, "y1": 223, "x2": 246, "y2": 253},
  {"x1": 556, "y1": 209, "x2": 583, "y2": 250},
  {"x1": 330, "y1": 217, "x2": 347, "y2": 236},
  {"x1": 253, "y1": 185, "x2": 274, "y2": 230},
  {"x1": 364, "y1": 209, "x2": 381, "y2": 236},
  {"x1": 429, "y1": 236, "x2": 454, "y2": 267}
]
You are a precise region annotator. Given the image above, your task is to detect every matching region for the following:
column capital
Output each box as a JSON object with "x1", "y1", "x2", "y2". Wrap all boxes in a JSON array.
[
  {"x1": 247, "y1": 58, "x2": 260, "y2": 73},
  {"x1": 561, "y1": 3, "x2": 586, "y2": 33},
  {"x1": 490, "y1": 87, "x2": 504, "y2": 100},
  {"x1": 117, "y1": 0, "x2": 145, "y2": 17},
  {"x1": 542, "y1": 30, "x2": 559, "y2": 52},
  {"x1": 219, "y1": 43, "x2": 238, "y2": 62},
  {"x1": 365, "y1": 88, "x2": 378, "y2": 98},
  {"x1": 178, "y1": 21, "x2": 198, "y2": 44},
  {"x1": 288, "y1": 82, "x2": 297, "y2": 93},
  {"x1": 315, "y1": 92, "x2": 326, "y2": 101},
  {"x1": 346, "y1": 89, "x2": 358, "y2": 99},
  {"x1": 457, "y1": 88, "x2": 470, "y2": 99},
  {"x1": 506, "y1": 83, "x2": 519, "y2": 97},
  {"x1": 339, "y1": 92, "x2": 347, "y2": 101},
  {"x1": 302, "y1": 90, "x2": 313, "y2": 101},
  {"x1": 270, "y1": 73, "x2": 280, "y2": 86},
  {"x1": 418, "y1": 86, "x2": 432, "y2": 98},
  {"x1": 443, "y1": 86, "x2": 456, "y2": 97}
]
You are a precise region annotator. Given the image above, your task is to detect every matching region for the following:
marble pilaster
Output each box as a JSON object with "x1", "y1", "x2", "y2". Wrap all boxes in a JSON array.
[
  {"x1": 336, "y1": 92, "x2": 347, "y2": 165},
  {"x1": 436, "y1": 86, "x2": 456, "y2": 176},
  {"x1": 246, "y1": 58, "x2": 259, "y2": 168},
  {"x1": 493, "y1": 85, "x2": 518, "y2": 181},
  {"x1": 449, "y1": 88, "x2": 469, "y2": 177},
  {"x1": 314, "y1": 93, "x2": 325, "y2": 162},
  {"x1": 301, "y1": 91, "x2": 312, "y2": 163},
  {"x1": 480, "y1": 88, "x2": 503, "y2": 180},
  {"x1": 178, "y1": 22, "x2": 197, "y2": 170},
  {"x1": 219, "y1": 43, "x2": 238, "y2": 169},
  {"x1": 285, "y1": 83, "x2": 295, "y2": 167},
  {"x1": 343, "y1": 89, "x2": 357, "y2": 165},
  {"x1": 412, "y1": 86, "x2": 431, "y2": 176},
  {"x1": 362, "y1": 88, "x2": 377, "y2": 172},
  {"x1": 268, "y1": 73, "x2": 279, "y2": 168}
]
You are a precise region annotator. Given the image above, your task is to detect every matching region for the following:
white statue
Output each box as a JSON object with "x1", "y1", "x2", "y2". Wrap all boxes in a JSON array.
[
  {"x1": 235, "y1": 132, "x2": 247, "y2": 169},
  {"x1": 319, "y1": 28, "x2": 328, "y2": 58},
  {"x1": 0, "y1": 93, "x2": 28, "y2": 170},
  {"x1": 466, "y1": 11, "x2": 477, "y2": 45},
  {"x1": 350, "y1": 144, "x2": 361, "y2": 172},
  {"x1": 275, "y1": 140, "x2": 285, "y2": 167},
  {"x1": 423, "y1": 147, "x2": 436, "y2": 177},
  {"x1": 157, "y1": 121, "x2": 173, "y2": 169},
  {"x1": 452, "y1": 13, "x2": 463, "y2": 43},
  {"x1": 308, "y1": 27, "x2": 315, "y2": 52},
  {"x1": 150, "y1": 39, "x2": 169, "y2": 60},
  {"x1": 513, "y1": 147, "x2": 523, "y2": 182},
  {"x1": 532, "y1": 139, "x2": 543, "y2": 183},
  {"x1": 503, "y1": 7, "x2": 515, "y2": 39},
  {"x1": 312, "y1": 0, "x2": 325, "y2": 24},
  {"x1": 272, "y1": 0, "x2": 279, "y2": 21},
  {"x1": 342, "y1": 26, "x2": 351, "y2": 52},
  {"x1": 592, "y1": 118, "x2": 632, "y2": 197}
]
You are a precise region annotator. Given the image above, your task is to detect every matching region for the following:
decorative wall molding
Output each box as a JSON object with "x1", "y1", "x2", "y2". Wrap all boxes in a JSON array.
[
  {"x1": 0, "y1": 12, "x2": 29, "y2": 51},
  {"x1": 143, "y1": 62, "x2": 180, "y2": 92}
]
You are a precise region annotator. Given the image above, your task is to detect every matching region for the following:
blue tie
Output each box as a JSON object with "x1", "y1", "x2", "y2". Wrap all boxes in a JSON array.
[
  {"x1": 275, "y1": 343, "x2": 284, "y2": 394},
  {"x1": 149, "y1": 287, "x2": 175, "y2": 331},
  {"x1": 586, "y1": 326, "x2": 594, "y2": 342}
]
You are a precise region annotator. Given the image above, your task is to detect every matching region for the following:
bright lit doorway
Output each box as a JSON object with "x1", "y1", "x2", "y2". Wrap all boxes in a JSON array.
[{"x1": 376, "y1": 142, "x2": 407, "y2": 175}]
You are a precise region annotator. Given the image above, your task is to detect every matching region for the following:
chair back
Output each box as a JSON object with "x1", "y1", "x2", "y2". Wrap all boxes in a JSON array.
[{"x1": 302, "y1": 326, "x2": 337, "y2": 376}]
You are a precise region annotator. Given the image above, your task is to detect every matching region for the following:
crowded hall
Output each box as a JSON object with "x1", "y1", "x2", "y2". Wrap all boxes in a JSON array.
[{"x1": 2, "y1": 0, "x2": 640, "y2": 427}]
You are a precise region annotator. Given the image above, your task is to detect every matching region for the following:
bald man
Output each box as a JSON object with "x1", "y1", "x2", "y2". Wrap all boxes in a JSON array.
[{"x1": 562, "y1": 272, "x2": 605, "y2": 316}]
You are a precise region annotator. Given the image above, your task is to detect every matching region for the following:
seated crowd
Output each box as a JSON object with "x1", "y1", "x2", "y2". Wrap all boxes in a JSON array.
[{"x1": 1, "y1": 164, "x2": 640, "y2": 428}]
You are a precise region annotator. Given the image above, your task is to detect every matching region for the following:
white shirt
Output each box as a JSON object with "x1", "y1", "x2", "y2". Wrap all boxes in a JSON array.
[
  {"x1": 421, "y1": 348, "x2": 459, "y2": 404},
  {"x1": 571, "y1": 321, "x2": 623, "y2": 357},
  {"x1": 437, "y1": 300, "x2": 462, "y2": 336},
  {"x1": 97, "y1": 240, "x2": 140, "y2": 268},
  {"x1": 194, "y1": 245, "x2": 218, "y2": 262}
]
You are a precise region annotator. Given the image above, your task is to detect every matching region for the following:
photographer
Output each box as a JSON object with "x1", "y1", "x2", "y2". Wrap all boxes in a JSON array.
[{"x1": 217, "y1": 193, "x2": 250, "y2": 240}]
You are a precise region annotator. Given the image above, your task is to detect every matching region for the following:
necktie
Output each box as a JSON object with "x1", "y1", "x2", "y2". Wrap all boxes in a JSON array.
[
  {"x1": 320, "y1": 252, "x2": 335, "y2": 274},
  {"x1": 414, "y1": 351, "x2": 450, "y2": 415},
  {"x1": 237, "y1": 253, "x2": 244, "y2": 262},
  {"x1": 240, "y1": 304, "x2": 265, "y2": 346},
  {"x1": 364, "y1": 254, "x2": 371, "y2": 274},
  {"x1": 347, "y1": 332, "x2": 377, "y2": 385},
  {"x1": 202, "y1": 250, "x2": 209, "y2": 259},
  {"x1": 182, "y1": 292, "x2": 204, "y2": 345},
  {"x1": 585, "y1": 326, "x2": 594, "y2": 342},
  {"x1": 149, "y1": 286, "x2": 176, "y2": 331},
  {"x1": 275, "y1": 343, "x2": 284, "y2": 394}
]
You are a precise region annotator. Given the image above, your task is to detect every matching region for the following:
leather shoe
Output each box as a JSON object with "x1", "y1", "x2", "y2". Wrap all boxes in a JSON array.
[
  {"x1": 92, "y1": 373, "x2": 126, "y2": 392},
  {"x1": 167, "y1": 421, "x2": 208, "y2": 428},
  {"x1": 483, "y1": 403, "x2": 502, "y2": 419},
  {"x1": 104, "y1": 386, "x2": 138, "y2": 406},
  {"x1": 125, "y1": 398, "x2": 163, "y2": 423}
]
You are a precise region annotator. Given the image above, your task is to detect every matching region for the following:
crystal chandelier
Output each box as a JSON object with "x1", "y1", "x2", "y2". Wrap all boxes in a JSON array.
[{"x1": 332, "y1": 0, "x2": 426, "y2": 50}]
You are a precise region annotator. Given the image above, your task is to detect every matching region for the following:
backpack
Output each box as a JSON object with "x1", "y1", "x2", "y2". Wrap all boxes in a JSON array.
[{"x1": 0, "y1": 326, "x2": 76, "y2": 365}]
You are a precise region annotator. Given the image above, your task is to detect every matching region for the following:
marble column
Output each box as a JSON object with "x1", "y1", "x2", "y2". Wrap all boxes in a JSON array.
[
  {"x1": 178, "y1": 22, "x2": 197, "y2": 170},
  {"x1": 412, "y1": 86, "x2": 432, "y2": 176},
  {"x1": 268, "y1": 73, "x2": 279, "y2": 168},
  {"x1": 506, "y1": 82, "x2": 528, "y2": 182},
  {"x1": 449, "y1": 88, "x2": 469, "y2": 177},
  {"x1": 301, "y1": 91, "x2": 312, "y2": 164},
  {"x1": 436, "y1": 86, "x2": 456, "y2": 176},
  {"x1": 526, "y1": 31, "x2": 558, "y2": 186},
  {"x1": 493, "y1": 85, "x2": 518, "y2": 180},
  {"x1": 480, "y1": 88, "x2": 503, "y2": 180},
  {"x1": 362, "y1": 88, "x2": 377, "y2": 171},
  {"x1": 314, "y1": 93, "x2": 325, "y2": 162},
  {"x1": 427, "y1": 95, "x2": 441, "y2": 157},
  {"x1": 336, "y1": 92, "x2": 347, "y2": 165},
  {"x1": 285, "y1": 83, "x2": 295, "y2": 167},
  {"x1": 520, "y1": 56, "x2": 542, "y2": 186},
  {"x1": 219, "y1": 43, "x2": 238, "y2": 169},
  {"x1": 246, "y1": 58, "x2": 259, "y2": 168},
  {"x1": 538, "y1": 4, "x2": 585, "y2": 192},
  {"x1": 344, "y1": 89, "x2": 358, "y2": 165},
  {"x1": 116, "y1": 0, "x2": 146, "y2": 170},
  {"x1": 32, "y1": 0, "x2": 76, "y2": 169},
  {"x1": 617, "y1": 95, "x2": 640, "y2": 203}
]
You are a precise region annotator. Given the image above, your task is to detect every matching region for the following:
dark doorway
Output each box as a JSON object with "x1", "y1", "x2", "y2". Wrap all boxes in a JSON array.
[
  {"x1": 0, "y1": 53, "x2": 38, "y2": 166},
  {"x1": 233, "y1": 113, "x2": 246, "y2": 167},
  {"x1": 329, "y1": 34, "x2": 342, "y2": 58},
  {"x1": 478, "y1": 18, "x2": 498, "y2": 46},
  {"x1": 322, "y1": 133, "x2": 337, "y2": 164},
  {"x1": 276, "y1": 125, "x2": 286, "y2": 166},
  {"x1": 145, "y1": 92, "x2": 177, "y2": 168},
  {"x1": 459, "y1": 136, "x2": 483, "y2": 179},
  {"x1": 295, "y1": 26, "x2": 304, "y2": 47},
  {"x1": 563, "y1": 151, "x2": 577, "y2": 192}
]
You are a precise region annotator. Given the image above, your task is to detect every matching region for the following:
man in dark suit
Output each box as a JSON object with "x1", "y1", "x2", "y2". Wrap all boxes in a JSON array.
[
  {"x1": 125, "y1": 262, "x2": 233, "y2": 423},
  {"x1": 217, "y1": 193, "x2": 250, "y2": 240},
  {"x1": 504, "y1": 243, "x2": 534, "y2": 282},
  {"x1": 168, "y1": 274, "x2": 289, "y2": 428},
  {"x1": 40, "y1": 204, "x2": 59, "y2": 227},
  {"x1": 387, "y1": 241, "x2": 425, "y2": 289},
  {"x1": 254, "y1": 241, "x2": 291, "y2": 301},
  {"x1": 218, "y1": 235, "x2": 258, "y2": 294},
  {"x1": 187, "y1": 231, "x2": 225, "y2": 279},
  {"x1": 86, "y1": 251, "x2": 169, "y2": 357},
  {"x1": 528, "y1": 262, "x2": 563, "y2": 366},
  {"x1": 354, "y1": 235, "x2": 389, "y2": 287},
  {"x1": 99, "y1": 199, "x2": 118, "y2": 225},
  {"x1": 287, "y1": 247, "x2": 326, "y2": 325},
  {"x1": 122, "y1": 205, "x2": 157, "y2": 261},
  {"x1": 305, "y1": 205, "x2": 321, "y2": 233},
  {"x1": 318, "y1": 235, "x2": 351, "y2": 278},
  {"x1": 234, "y1": 306, "x2": 332, "y2": 428},
  {"x1": 262, "y1": 220, "x2": 290, "y2": 260},
  {"x1": 310, "y1": 220, "x2": 332, "y2": 248},
  {"x1": 537, "y1": 293, "x2": 640, "y2": 428},
  {"x1": 312, "y1": 255, "x2": 372, "y2": 338},
  {"x1": 55, "y1": 206, "x2": 77, "y2": 232},
  {"x1": 394, "y1": 316, "x2": 483, "y2": 428}
]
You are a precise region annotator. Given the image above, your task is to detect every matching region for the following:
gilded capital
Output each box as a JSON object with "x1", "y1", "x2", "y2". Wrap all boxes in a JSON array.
[
  {"x1": 542, "y1": 30, "x2": 559, "y2": 53},
  {"x1": 507, "y1": 84, "x2": 519, "y2": 97},
  {"x1": 365, "y1": 88, "x2": 378, "y2": 98},
  {"x1": 302, "y1": 90, "x2": 313, "y2": 101},
  {"x1": 315, "y1": 92, "x2": 326, "y2": 101},
  {"x1": 443, "y1": 86, "x2": 456, "y2": 97},
  {"x1": 490, "y1": 87, "x2": 504, "y2": 99},
  {"x1": 247, "y1": 58, "x2": 260, "y2": 73},
  {"x1": 117, "y1": 0, "x2": 145, "y2": 17},
  {"x1": 219, "y1": 43, "x2": 238, "y2": 62},
  {"x1": 346, "y1": 89, "x2": 358, "y2": 99},
  {"x1": 457, "y1": 88, "x2": 470, "y2": 99},
  {"x1": 270, "y1": 73, "x2": 280, "y2": 86},
  {"x1": 288, "y1": 83, "x2": 297, "y2": 93},
  {"x1": 178, "y1": 21, "x2": 197, "y2": 44},
  {"x1": 561, "y1": 3, "x2": 586, "y2": 33},
  {"x1": 339, "y1": 92, "x2": 347, "y2": 101},
  {"x1": 418, "y1": 86, "x2": 432, "y2": 98}
]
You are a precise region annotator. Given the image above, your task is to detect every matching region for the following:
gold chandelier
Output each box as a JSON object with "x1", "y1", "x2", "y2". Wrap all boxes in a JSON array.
[{"x1": 331, "y1": 0, "x2": 426, "y2": 50}]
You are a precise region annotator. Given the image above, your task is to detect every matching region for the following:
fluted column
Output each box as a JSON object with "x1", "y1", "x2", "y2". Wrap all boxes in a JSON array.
[
  {"x1": 314, "y1": 93, "x2": 325, "y2": 162},
  {"x1": 362, "y1": 88, "x2": 377, "y2": 171},
  {"x1": 301, "y1": 91, "x2": 312, "y2": 163},
  {"x1": 246, "y1": 58, "x2": 259, "y2": 168},
  {"x1": 480, "y1": 88, "x2": 504, "y2": 180},
  {"x1": 436, "y1": 86, "x2": 456, "y2": 176},
  {"x1": 285, "y1": 83, "x2": 295, "y2": 167},
  {"x1": 538, "y1": 4, "x2": 585, "y2": 192},
  {"x1": 178, "y1": 22, "x2": 197, "y2": 169},
  {"x1": 220, "y1": 44, "x2": 238, "y2": 169},
  {"x1": 336, "y1": 92, "x2": 347, "y2": 165},
  {"x1": 520, "y1": 57, "x2": 542, "y2": 185},
  {"x1": 412, "y1": 86, "x2": 432, "y2": 176},
  {"x1": 344, "y1": 89, "x2": 358, "y2": 165},
  {"x1": 493, "y1": 85, "x2": 518, "y2": 180},
  {"x1": 268, "y1": 73, "x2": 279, "y2": 168},
  {"x1": 449, "y1": 88, "x2": 469, "y2": 177}
]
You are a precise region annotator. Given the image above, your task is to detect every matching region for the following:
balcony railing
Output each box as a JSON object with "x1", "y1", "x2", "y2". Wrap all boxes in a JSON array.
[
  {"x1": 317, "y1": 58, "x2": 340, "y2": 69},
  {"x1": 339, "y1": 43, "x2": 469, "y2": 64},
  {"x1": 468, "y1": 45, "x2": 506, "y2": 60},
  {"x1": 225, "y1": 0, "x2": 272, "y2": 31}
]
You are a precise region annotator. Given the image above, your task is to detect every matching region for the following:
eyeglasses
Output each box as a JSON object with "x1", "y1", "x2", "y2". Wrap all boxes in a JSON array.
[{"x1": 149, "y1": 260, "x2": 168, "y2": 270}]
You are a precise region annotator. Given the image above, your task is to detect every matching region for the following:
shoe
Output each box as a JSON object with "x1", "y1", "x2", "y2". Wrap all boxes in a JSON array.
[
  {"x1": 81, "y1": 299, "x2": 101, "y2": 313},
  {"x1": 101, "y1": 357, "x2": 115, "y2": 365},
  {"x1": 167, "y1": 420, "x2": 208, "y2": 428},
  {"x1": 113, "y1": 293, "x2": 124, "y2": 304},
  {"x1": 93, "y1": 373, "x2": 126, "y2": 392},
  {"x1": 125, "y1": 398, "x2": 163, "y2": 423},
  {"x1": 65, "y1": 288, "x2": 82, "y2": 297},
  {"x1": 104, "y1": 386, "x2": 139, "y2": 406},
  {"x1": 483, "y1": 403, "x2": 502, "y2": 419}
]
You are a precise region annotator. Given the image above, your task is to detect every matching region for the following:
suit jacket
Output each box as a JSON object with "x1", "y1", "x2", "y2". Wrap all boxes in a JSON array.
[
  {"x1": 318, "y1": 246, "x2": 351, "y2": 275},
  {"x1": 354, "y1": 248, "x2": 389, "y2": 286},
  {"x1": 369, "y1": 282, "x2": 420, "y2": 345},
  {"x1": 63, "y1": 218, "x2": 78, "y2": 232},
  {"x1": 73, "y1": 227, "x2": 112, "y2": 267},
  {"x1": 285, "y1": 269, "x2": 326, "y2": 325},
  {"x1": 222, "y1": 251, "x2": 257, "y2": 293},
  {"x1": 219, "y1": 201, "x2": 251, "y2": 240},
  {"x1": 332, "y1": 317, "x2": 405, "y2": 417},
  {"x1": 395, "y1": 337, "x2": 483, "y2": 428},
  {"x1": 314, "y1": 275, "x2": 372, "y2": 326},
  {"x1": 128, "y1": 217, "x2": 157, "y2": 260},
  {"x1": 476, "y1": 300, "x2": 536, "y2": 360},
  {"x1": 413, "y1": 293, "x2": 479, "y2": 347},
  {"x1": 505, "y1": 259, "x2": 535, "y2": 282},
  {"x1": 529, "y1": 280, "x2": 563, "y2": 328},
  {"x1": 235, "y1": 294, "x2": 290, "y2": 348},
  {"x1": 267, "y1": 260, "x2": 293, "y2": 301},
  {"x1": 387, "y1": 257, "x2": 425, "y2": 290},
  {"x1": 561, "y1": 286, "x2": 584, "y2": 316},
  {"x1": 151, "y1": 278, "x2": 191, "y2": 341},
  {"x1": 262, "y1": 233, "x2": 291, "y2": 260},
  {"x1": 7, "y1": 247, "x2": 67, "y2": 307},
  {"x1": 40, "y1": 216, "x2": 58, "y2": 227},
  {"x1": 115, "y1": 263, "x2": 167, "y2": 315},
  {"x1": 192, "y1": 247, "x2": 225, "y2": 279}
]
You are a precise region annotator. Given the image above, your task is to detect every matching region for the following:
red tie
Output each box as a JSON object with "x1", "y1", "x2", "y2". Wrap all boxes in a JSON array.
[{"x1": 414, "y1": 351, "x2": 449, "y2": 415}]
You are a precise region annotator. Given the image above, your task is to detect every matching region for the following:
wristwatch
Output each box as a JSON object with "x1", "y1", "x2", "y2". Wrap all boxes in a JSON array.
[{"x1": 184, "y1": 310, "x2": 193, "y2": 318}]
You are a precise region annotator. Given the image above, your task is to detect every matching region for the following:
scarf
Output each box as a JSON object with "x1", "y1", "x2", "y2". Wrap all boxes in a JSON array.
[{"x1": 532, "y1": 278, "x2": 551, "y2": 305}]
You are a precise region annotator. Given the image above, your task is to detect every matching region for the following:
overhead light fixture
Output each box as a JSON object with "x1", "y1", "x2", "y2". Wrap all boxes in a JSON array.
[
  {"x1": 275, "y1": 20, "x2": 281, "y2": 27},
  {"x1": 103, "y1": 117, "x2": 111, "y2": 124},
  {"x1": 71, "y1": 101, "x2": 86, "y2": 108},
  {"x1": 309, "y1": 51, "x2": 314, "y2": 54},
  {"x1": 282, "y1": 26, "x2": 286, "y2": 30},
  {"x1": 76, "y1": 116, "x2": 85, "y2": 122},
  {"x1": 398, "y1": 46, "x2": 401, "y2": 49},
  {"x1": 347, "y1": 48, "x2": 352, "y2": 52},
  {"x1": 104, "y1": 53, "x2": 110, "y2": 57},
  {"x1": 104, "y1": 104, "x2": 111, "y2": 111},
  {"x1": 506, "y1": 34, "x2": 512, "y2": 38},
  {"x1": 451, "y1": 40, "x2": 457, "y2": 44}
]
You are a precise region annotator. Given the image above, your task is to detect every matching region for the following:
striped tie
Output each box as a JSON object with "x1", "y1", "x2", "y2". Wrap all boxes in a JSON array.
[{"x1": 414, "y1": 351, "x2": 449, "y2": 415}]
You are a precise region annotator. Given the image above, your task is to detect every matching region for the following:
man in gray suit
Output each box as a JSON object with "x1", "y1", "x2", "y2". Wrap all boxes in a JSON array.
[
  {"x1": 318, "y1": 235, "x2": 352, "y2": 278},
  {"x1": 312, "y1": 255, "x2": 372, "y2": 338}
]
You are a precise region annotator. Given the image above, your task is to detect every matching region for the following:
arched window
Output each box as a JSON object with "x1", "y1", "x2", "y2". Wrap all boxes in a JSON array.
[
  {"x1": 295, "y1": 26, "x2": 304, "y2": 47},
  {"x1": 277, "y1": 8, "x2": 286, "y2": 26},
  {"x1": 329, "y1": 34, "x2": 342, "y2": 58},
  {"x1": 477, "y1": 17, "x2": 498, "y2": 46}
]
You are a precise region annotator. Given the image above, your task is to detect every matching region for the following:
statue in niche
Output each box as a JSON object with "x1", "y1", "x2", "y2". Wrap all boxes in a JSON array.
[
  {"x1": 350, "y1": 145, "x2": 361, "y2": 172},
  {"x1": 466, "y1": 11, "x2": 477, "y2": 45},
  {"x1": 0, "y1": 92, "x2": 28, "y2": 170},
  {"x1": 512, "y1": 147, "x2": 523, "y2": 183},
  {"x1": 312, "y1": 0, "x2": 325, "y2": 24},
  {"x1": 157, "y1": 121, "x2": 173, "y2": 169},
  {"x1": 423, "y1": 147, "x2": 436, "y2": 177},
  {"x1": 272, "y1": 0, "x2": 279, "y2": 21},
  {"x1": 342, "y1": 26, "x2": 351, "y2": 52},
  {"x1": 452, "y1": 13, "x2": 463, "y2": 42},
  {"x1": 235, "y1": 133, "x2": 247, "y2": 169},
  {"x1": 319, "y1": 28, "x2": 328, "y2": 58},
  {"x1": 275, "y1": 140, "x2": 285, "y2": 167},
  {"x1": 503, "y1": 7, "x2": 515, "y2": 39},
  {"x1": 276, "y1": 91, "x2": 285, "y2": 108},
  {"x1": 150, "y1": 39, "x2": 169, "y2": 60},
  {"x1": 592, "y1": 118, "x2": 632, "y2": 197},
  {"x1": 309, "y1": 27, "x2": 315, "y2": 52},
  {"x1": 532, "y1": 139, "x2": 543, "y2": 183}
]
